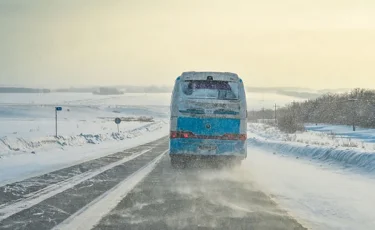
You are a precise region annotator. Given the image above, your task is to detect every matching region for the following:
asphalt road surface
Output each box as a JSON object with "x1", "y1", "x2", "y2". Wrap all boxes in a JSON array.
[{"x1": 0, "y1": 137, "x2": 306, "y2": 230}]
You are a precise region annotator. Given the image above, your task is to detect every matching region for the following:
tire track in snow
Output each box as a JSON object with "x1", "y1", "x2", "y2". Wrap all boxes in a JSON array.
[
  {"x1": 0, "y1": 146, "x2": 159, "y2": 222},
  {"x1": 0, "y1": 137, "x2": 167, "y2": 206},
  {"x1": 0, "y1": 141, "x2": 169, "y2": 230},
  {"x1": 53, "y1": 150, "x2": 167, "y2": 230},
  {"x1": 92, "y1": 153, "x2": 306, "y2": 230}
]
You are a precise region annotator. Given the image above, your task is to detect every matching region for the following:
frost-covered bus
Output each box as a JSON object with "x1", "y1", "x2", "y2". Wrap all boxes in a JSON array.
[{"x1": 169, "y1": 72, "x2": 247, "y2": 167}]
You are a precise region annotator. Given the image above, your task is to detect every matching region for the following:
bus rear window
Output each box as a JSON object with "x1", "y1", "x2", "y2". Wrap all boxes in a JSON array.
[{"x1": 181, "y1": 80, "x2": 239, "y2": 100}]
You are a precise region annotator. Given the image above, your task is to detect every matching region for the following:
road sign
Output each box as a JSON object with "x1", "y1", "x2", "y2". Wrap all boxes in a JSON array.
[
  {"x1": 56, "y1": 107, "x2": 62, "y2": 111},
  {"x1": 115, "y1": 117, "x2": 121, "y2": 124},
  {"x1": 114, "y1": 118, "x2": 121, "y2": 133}
]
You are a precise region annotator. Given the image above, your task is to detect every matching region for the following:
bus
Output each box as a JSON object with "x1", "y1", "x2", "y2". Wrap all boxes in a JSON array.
[{"x1": 169, "y1": 71, "x2": 247, "y2": 167}]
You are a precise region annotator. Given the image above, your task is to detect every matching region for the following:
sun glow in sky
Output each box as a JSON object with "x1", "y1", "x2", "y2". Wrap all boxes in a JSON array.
[{"x1": 1, "y1": 0, "x2": 375, "y2": 88}]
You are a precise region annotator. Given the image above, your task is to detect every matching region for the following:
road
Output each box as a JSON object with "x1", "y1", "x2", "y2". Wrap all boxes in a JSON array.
[{"x1": 0, "y1": 137, "x2": 306, "y2": 230}]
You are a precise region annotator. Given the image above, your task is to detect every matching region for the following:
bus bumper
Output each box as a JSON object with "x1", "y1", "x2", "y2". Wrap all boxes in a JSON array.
[{"x1": 169, "y1": 138, "x2": 247, "y2": 158}]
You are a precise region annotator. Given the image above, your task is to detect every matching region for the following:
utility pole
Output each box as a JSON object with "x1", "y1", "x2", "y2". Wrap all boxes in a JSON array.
[
  {"x1": 262, "y1": 107, "x2": 265, "y2": 122},
  {"x1": 348, "y1": 98, "x2": 358, "y2": 131},
  {"x1": 55, "y1": 109, "x2": 57, "y2": 137},
  {"x1": 274, "y1": 103, "x2": 277, "y2": 124},
  {"x1": 261, "y1": 94, "x2": 264, "y2": 123},
  {"x1": 55, "y1": 107, "x2": 62, "y2": 137}
]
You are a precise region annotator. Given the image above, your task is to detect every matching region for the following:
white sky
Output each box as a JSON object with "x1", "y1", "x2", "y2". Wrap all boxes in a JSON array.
[{"x1": 1, "y1": 0, "x2": 375, "y2": 88}]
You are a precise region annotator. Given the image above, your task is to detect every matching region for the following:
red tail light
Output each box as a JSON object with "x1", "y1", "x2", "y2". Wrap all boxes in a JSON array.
[
  {"x1": 170, "y1": 131, "x2": 246, "y2": 141},
  {"x1": 170, "y1": 131, "x2": 196, "y2": 139},
  {"x1": 170, "y1": 131, "x2": 178, "y2": 138}
]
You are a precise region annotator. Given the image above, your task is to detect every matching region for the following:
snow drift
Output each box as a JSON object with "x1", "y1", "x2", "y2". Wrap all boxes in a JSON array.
[
  {"x1": 248, "y1": 137, "x2": 375, "y2": 172},
  {"x1": 0, "y1": 121, "x2": 167, "y2": 159}
]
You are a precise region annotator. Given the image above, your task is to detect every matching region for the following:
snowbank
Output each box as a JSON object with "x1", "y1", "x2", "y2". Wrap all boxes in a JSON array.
[
  {"x1": 248, "y1": 123, "x2": 375, "y2": 150},
  {"x1": 0, "y1": 121, "x2": 167, "y2": 159},
  {"x1": 248, "y1": 138, "x2": 375, "y2": 172},
  {"x1": 0, "y1": 93, "x2": 171, "y2": 159},
  {"x1": 248, "y1": 123, "x2": 375, "y2": 172},
  {"x1": 0, "y1": 122, "x2": 169, "y2": 185}
]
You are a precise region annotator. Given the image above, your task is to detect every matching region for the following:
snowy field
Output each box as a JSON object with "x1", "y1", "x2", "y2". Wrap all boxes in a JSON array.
[
  {"x1": 245, "y1": 122, "x2": 375, "y2": 229},
  {"x1": 0, "y1": 93, "x2": 171, "y2": 184}
]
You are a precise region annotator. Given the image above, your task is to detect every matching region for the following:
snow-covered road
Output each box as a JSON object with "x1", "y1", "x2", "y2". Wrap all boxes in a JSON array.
[{"x1": 0, "y1": 138, "x2": 306, "y2": 230}]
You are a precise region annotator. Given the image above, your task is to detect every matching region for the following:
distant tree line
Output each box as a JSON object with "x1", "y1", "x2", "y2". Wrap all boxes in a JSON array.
[
  {"x1": 55, "y1": 87, "x2": 94, "y2": 93},
  {"x1": 93, "y1": 87, "x2": 123, "y2": 95},
  {"x1": 121, "y1": 85, "x2": 172, "y2": 93},
  {"x1": 0, "y1": 87, "x2": 50, "y2": 93},
  {"x1": 250, "y1": 89, "x2": 375, "y2": 133},
  {"x1": 54, "y1": 85, "x2": 173, "y2": 93}
]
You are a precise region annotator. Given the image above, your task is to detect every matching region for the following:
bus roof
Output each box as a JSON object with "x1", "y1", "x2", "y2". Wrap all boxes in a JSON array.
[{"x1": 179, "y1": 71, "x2": 240, "y2": 82}]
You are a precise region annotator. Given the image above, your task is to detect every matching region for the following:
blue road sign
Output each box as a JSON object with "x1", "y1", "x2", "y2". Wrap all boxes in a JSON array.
[
  {"x1": 115, "y1": 117, "x2": 121, "y2": 124},
  {"x1": 56, "y1": 107, "x2": 62, "y2": 111}
]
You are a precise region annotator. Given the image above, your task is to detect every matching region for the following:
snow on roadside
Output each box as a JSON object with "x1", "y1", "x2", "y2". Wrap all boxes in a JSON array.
[
  {"x1": 248, "y1": 123, "x2": 375, "y2": 150},
  {"x1": 247, "y1": 123, "x2": 375, "y2": 172},
  {"x1": 0, "y1": 93, "x2": 171, "y2": 185},
  {"x1": 0, "y1": 121, "x2": 168, "y2": 185},
  {"x1": 243, "y1": 148, "x2": 375, "y2": 230},
  {"x1": 0, "y1": 120, "x2": 167, "y2": 159}
]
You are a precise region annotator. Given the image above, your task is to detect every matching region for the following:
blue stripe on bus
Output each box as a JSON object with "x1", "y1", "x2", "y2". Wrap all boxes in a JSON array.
[
  {"x1": 176, "y1": 117, "x2": 240, "y2": 136},
  {"x1": 170, "y1": 139, "x2": 246, "y2": 156}
]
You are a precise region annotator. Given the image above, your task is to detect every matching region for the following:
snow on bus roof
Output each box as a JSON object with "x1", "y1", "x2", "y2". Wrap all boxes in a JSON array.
[{"x1": 180, "y1": 71, "x2": 240, "y2": 82}]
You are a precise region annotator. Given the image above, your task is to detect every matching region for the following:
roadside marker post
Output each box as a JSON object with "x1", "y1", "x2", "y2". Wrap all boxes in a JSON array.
[
  {"x1": 115, "y1": 117, "x2": 121, "y2": 133},
  {"x1": 55, "y1": 107, "x2": 62, "y2": 137}
]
